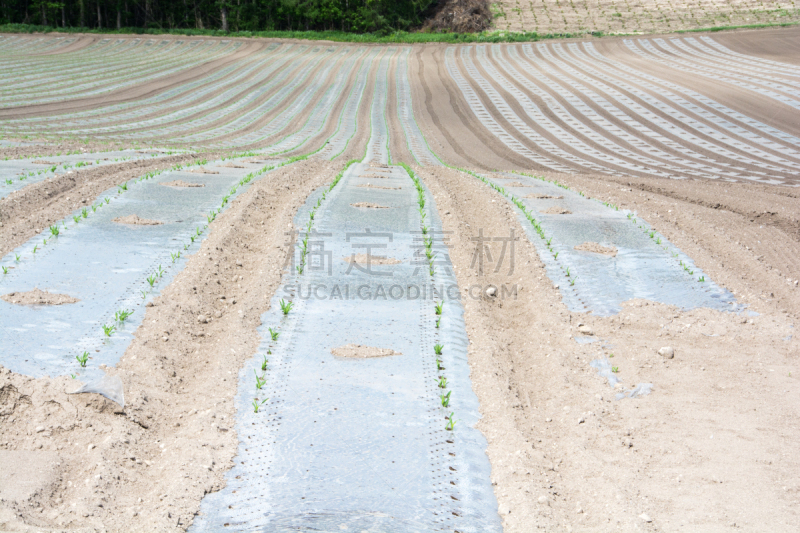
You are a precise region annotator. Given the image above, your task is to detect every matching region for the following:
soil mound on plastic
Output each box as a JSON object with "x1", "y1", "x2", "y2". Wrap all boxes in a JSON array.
[
  {"x1": 526, "y1": 193, "x2": 564, "y2": 199},
  {"x1": 357, "y1": 183, "x2": 401, "y2": 190},
  {"x1": 574, "y1": 242, "x2": 618, "y2": 257},
  {"x1": 500, "y1": 181, "x2": 527, "y2": 187},
  {"x1": 2, "y1": 288, "x2": 79, "y2": 305},
  {"x1": 219, "y1": 163, "x2": 245, "y2": 168},
  {"x1": 343, "y1": 254, "x2": 401, "y2": 265},
  {"x1": 422, "y1": 0, "x2": 492, "y2": 33},
  {"x1": 543, "y1": 206, "x2": 572, "y2": 214},
  {"x1": 188, "y1": 168, "x2": 219, "y2": 174},
  {"x1": 112, "y1": 214, "x2": 163, "y2": 226},
  {"x1": 331, "y1": 344, "x2": 402, "y2": 359},
  {"x1": 351, "y1": 202, "x2": 389, "y2": 209},
  {"x1": 161, "y1": 180, "x2": 204, "y2": 188}
]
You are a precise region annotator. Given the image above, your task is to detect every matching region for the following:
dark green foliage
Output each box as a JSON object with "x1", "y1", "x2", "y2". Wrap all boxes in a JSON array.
[{"x1": 0, "y1": 0, "x2": 439, "y2": 34}]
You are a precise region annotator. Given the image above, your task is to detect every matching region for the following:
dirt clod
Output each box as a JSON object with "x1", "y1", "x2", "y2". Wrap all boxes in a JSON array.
[
  {"x1": 351, "y1": 202, "x2": 389, "y2": 209},
  {"x1": 161, "y1": 180, "x2": 205, "y2": 188}
]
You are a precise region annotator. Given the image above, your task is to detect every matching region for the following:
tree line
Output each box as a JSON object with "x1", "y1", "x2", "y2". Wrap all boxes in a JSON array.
[{"x1": 0, "y1": 0, "x2": 438, "y2": 33}]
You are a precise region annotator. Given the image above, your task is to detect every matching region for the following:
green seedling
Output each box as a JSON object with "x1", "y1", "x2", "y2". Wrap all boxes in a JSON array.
[
  {"x1": 609, "y1": 353, "x2": 614, "y2": 358},
  {"x1": 429, "y1": 264, "x2": 435, "y2": 277},
  {"x1": 2, "y1": 266, "x2": 8, "y2": 274},
  {"x1": 436, "y1": 318, "x2": 441, "y2": 329},
  {"x1": 269, "y1": 328, "x2": 279, "y2": 341},
  {"x1": 553, "y1": 252, "x2": 559, "y2": 260},
  {"x1": 102, "y1": 324, "x2": 116, "y2": 337},
  {"x1": 656, "y1": 238, "x2": 662, "y2": 245},
  {"x1": 140, "y1": 290, "x2": 148, "y2": 299},
  {"x1": 280, "y1": 299, "x2": 293, "y2": 316},
  {"x1": 434, "y1": 343, "x2": 443, "y2": 355},
  {"x1": 115, "y1": 309, "x2": 133, "y2": 322},
  {"x1": 49, "y1": 225, "x2": 60, "y2": 237},
  {"x1": 81, "y1": 208, "x2": 88, "y2": 219},
  {"x1": 698, "y1": 276, "x2": 705, "y2": 282},
  {"x1": 73, "y1": 215, "x2": 80, "y2": 223},
  {"x1": 14, "y1": 254, "x2": 20, "y2": 262},
  {"x1": 570, "y1": 277, "x2": 577, "y2": 286},
  {"x1": 104, "y1": 197, "x2": 110, "y2": 204},
  {"x1": 171, "y1": 252, "x2": 181, "y2": 263},
  {"x1": 32, "y1": 245, "x2": 38, "y2": 254},
  {"x1": 190, "y1": 236, "x2": 196, "y2": 243},
  {"x1": 611, "y1": 366, "x2": 619, "y2": 373},
  {"x1": 252, "y1": 398, "x2": 268, "y2": 413},
  {"x1": 436, "y1": 358, "x2": 444, "y2": 371},
  {"x1": 547, "y1": 237, "x2": 553, "y2": 246},
  {"x1": 92, "y1": 204, "x2": 98, "y2": 212},
  {"x1": 445, "y1": 413, "x2": 457, "y2": 431},
  {"x1": 156, "y1": 265, "x2": 165, "y2": 278},
  {"x1": 261, "y1": 355, "x2": 268, "y2": 372},
  {"x1": 440, "y1": 391, "x2": 451, "y2": 408},
  {"x1": 120, "y1": 182, "x2": 128, "y2": 191},
  {"x1": 147, "y1": 275, "x2": 157, "y2": 287},
  {"x1": 196, "y1": 227, "x2": 202, "y2": 236},
  {"x1": 76, "y1": 351, "x2": 89, "y2": 367},
  {"x1": 43, "y1": 239, "x2": 47, "y2": 246},
  {"x1": 437, "y1": 376, "x2": 448, "y2": 389},
  {"x1": 4, "y1": 179, "x2": 11, "y2": 185},
  {"x1": 565, "y1": 267, "x2": 571, "y2": 277},
  {"x1": 254, "y1": 370, "x2": 266, "y2": 390},
  {"x1": 296, "y1": 265, "x2": 304, "y2": 275},
  {"x1": 70, "y1": 373, "x2": 77, "y2": 379},
  {"x1": 435, "y1": 302, "x2": 443, "y2": 315},
  {"x1": 184, "y1": 244, "x2": 189, "y2": 250}
]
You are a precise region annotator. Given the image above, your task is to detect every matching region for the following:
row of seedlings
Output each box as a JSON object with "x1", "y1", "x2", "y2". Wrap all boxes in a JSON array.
[
  {"x1": 510, "y1": 170, "x2": 706, "y2": 283},
  {"x1": 401, "y1": 163, "x2": 456, "y2": 432},
  {"x1": 251, "y1": 157, "x2": 360, "y2": 413}
]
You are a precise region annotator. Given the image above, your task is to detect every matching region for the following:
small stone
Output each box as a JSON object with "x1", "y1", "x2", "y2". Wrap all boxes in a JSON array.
[
  {"x1": 236, "y1": 260, "x2": 243, "y2": 267},
  {"x1": 146, "y1": 302, "x2": 154, "y2": 307},
  {"x1": 35, "y1": 426, "x2": 45, "y2": 433},
  {"x1": 658, "y1": 347, "x2": 675, "y2": 359},
  {"x1": 639, "y1": 513, "x2": 652, "y2": 523},
  {"x1": 197, "y1": 315, "x2": 208, "y2": 324},
  {"x1": 577, "y1": 325, "x2": 593, "y2": 335},
  {"x1": 163, "y1": 337, "x2": 169, "y2": 342},
  {"x1": 497, "y1": 503, "x2": 510, "y2": 515},
  {"x1": 537, "y1": 495, "x2": 548, "y2": 504},
  {"x1": 578, "y1": 417, "x2": 585, "y2": 424},
  {"x1": 553, "y1": 284, "x2": 560, "y2": 290},
  {"x1": 545, "y1": 417, "x2": 552, "y2": 422},
  {"x1": 486, "y1": 287, "x2": 497, "y2": 297},
  {"x1": 88, "y1": 444, "x2": 96, "y2": 451}
]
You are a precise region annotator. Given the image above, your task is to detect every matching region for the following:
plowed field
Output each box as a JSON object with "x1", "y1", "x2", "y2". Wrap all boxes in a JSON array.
[{"x1": 1, "y1": 29, "x2": 799, "y2": 533}]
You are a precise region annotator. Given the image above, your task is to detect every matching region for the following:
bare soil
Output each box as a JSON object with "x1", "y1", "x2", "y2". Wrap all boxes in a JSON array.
[
  {"x1": 341, "y1": 253, "x2": 402, "y2": 265},
  {"x1": 160, "y1": 180, "x2": 205, "y2": 188},
  {"x1": 419, "y1": 164, "x2": 799, "y2": 532},
  {"x1": 0, "y1": 158, "x2": 339, "y2": 531}
]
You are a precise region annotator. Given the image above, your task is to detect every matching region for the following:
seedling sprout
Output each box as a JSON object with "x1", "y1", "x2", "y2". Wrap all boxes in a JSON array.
[
  {"x1": 254, "y1": 370, "x2": 266, "y2": 390},
  {"x1": 269, "y1": 328, "x2": 279, "y2": 341},
  {"x1": 252, "y1": 398, "x2": 268, "y2": 413},
  {"x1": 434, "y1": 344, "x2": 443, "y2": 355},
  {"x1": 76, "y1": 351, "x2": 89, "y2": 367},
  {"x1": 279, "y1": 299, "x2": 293, "y2": 315},
  {"x1": 102, "y1": 324, "x2": 116, "y2": 337}
]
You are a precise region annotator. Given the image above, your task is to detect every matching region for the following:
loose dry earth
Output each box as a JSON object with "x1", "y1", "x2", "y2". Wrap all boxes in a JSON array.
[{"x1": 1, "y1": 27, "x2": 799, "y2": 532}]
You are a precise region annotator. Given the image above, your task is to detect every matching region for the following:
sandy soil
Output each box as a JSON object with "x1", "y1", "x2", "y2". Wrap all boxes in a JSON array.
[
  {"x1": 2, "y1": 27, "x2": 799, "y2": 533},
  {"x1": 419, "y1": 164, "x2": 799, "y2": 532},
  {"x1": 0, "y1": 158, "x2": 339, "y2": 531},
  {"x1": 574, "y1": 241, "x2": 618, "y2": 256}
]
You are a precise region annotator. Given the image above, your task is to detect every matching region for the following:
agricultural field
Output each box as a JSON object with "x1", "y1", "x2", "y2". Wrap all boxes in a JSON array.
[
  {"x1": 492, "y1": 0, "x2": 800, "y2": 34},
  {"x1": 1, "y1": 27, "x2": 799, "y2": 532}
]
